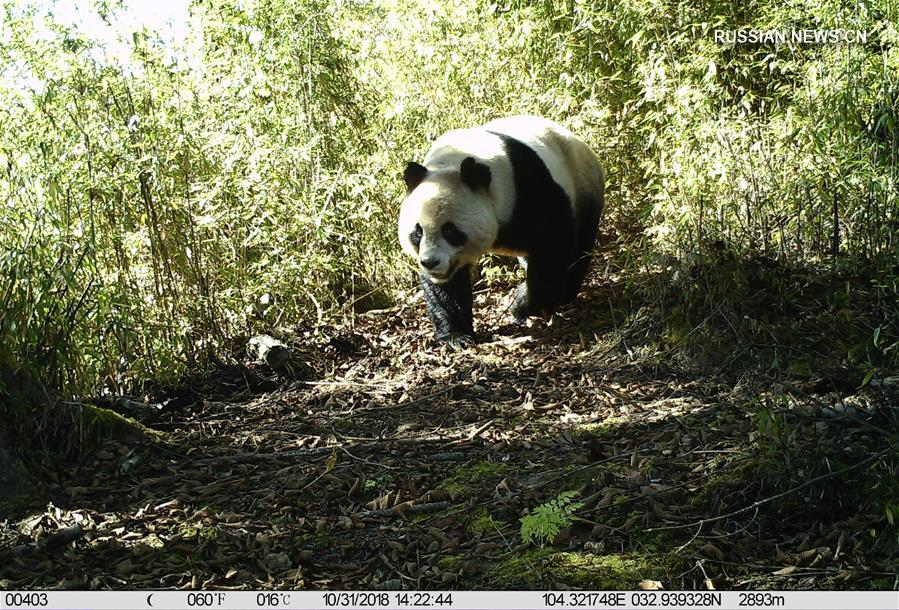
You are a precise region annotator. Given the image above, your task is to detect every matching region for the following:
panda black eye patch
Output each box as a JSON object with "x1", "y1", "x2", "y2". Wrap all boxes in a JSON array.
[
  {"x1": 441, "y1": 222, "x2": 467, "y2": 246},
  {"x1": 410, "y1": 223, "x2": 423, "y2": 248}
]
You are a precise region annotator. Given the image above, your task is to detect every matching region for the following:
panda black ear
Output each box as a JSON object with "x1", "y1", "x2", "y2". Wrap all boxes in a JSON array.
[
  {"x1": 460, "y1": 157, "x2": 491, "y2": 191},
  {"x1": 403, "y1": 162, "x2": 428, "y2": 192}
]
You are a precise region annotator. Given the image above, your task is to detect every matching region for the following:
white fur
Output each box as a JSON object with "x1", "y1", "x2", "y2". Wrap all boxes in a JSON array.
[{"x1": 398, "y1": 116, "x2": 603, "y2": 283}]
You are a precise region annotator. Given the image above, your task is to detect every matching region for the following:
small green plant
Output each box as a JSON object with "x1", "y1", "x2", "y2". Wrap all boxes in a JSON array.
[
  {"x1": 520, "y1": 491, "x2": 583, "y2": 547},
  {"x1": 468, "y1": 508, "x2": 506, "y2": 535}
]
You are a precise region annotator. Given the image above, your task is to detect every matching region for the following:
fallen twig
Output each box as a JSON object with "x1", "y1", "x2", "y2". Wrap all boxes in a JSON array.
[
  {"x1": 355, "y1": 500, "x2": 453, "y2": 520},
  {"x1": 337, "y1": 444, "x2": 397, "y2": 470},
  {"x1": 447, "y1": 419, "x2": 494, "y2": 445}
]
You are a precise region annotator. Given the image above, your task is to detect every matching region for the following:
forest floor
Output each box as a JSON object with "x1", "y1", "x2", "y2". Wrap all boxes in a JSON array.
[{"x1": 1, "y1": 250, "x2": 898, "y2": 590}]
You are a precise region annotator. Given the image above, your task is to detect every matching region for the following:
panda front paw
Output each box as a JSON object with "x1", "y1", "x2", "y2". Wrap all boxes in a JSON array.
[{"x1": 435, "y1": 332, "x2": 476, "y2": 348}]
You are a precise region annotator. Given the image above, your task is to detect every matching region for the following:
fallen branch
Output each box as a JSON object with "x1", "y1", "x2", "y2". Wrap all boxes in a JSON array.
[
  {"x1": 110, "y1": 396, "x2": 165, "y2": 423},
  {"x1": 0, "y1": 524, "x2": 84, "y2": 560},
  {"x1": 355, "y1": 500, "x2": 452, "y2": 520},
  {"x1": 645, "y1": 446, "x2": 896, "y2": 533}
]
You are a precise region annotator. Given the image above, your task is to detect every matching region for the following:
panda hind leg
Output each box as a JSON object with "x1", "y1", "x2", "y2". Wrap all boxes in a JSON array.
[
  {"x1": 564, "y1": 246, "x2": 595, "y2": 303},
  {"x1": 510, "y1": 254, "x2": 567, "y2": 323},
  {"x1": 564, "y1": 203, "x2": 602, "y2": 303},
  {"x1": 420, "y1": 266, "x2": 475, "y2": 343}
]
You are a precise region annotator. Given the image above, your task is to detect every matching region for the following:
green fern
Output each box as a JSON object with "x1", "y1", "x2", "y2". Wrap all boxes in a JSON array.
[{"x1": 520, "y1": 491, "x2": 583, "y2": 546}]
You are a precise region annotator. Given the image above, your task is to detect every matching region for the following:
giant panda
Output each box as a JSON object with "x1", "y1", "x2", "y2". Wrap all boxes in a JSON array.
[{"x1": 398, "y1": 115, "x2": 605, "y2": 343}]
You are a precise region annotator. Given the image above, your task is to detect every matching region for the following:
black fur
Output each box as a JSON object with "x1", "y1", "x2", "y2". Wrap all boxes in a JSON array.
[
  {"x1": 404, "y1": 162, "x2": 428, "y2": 192},
  {"x1": 409, "y1": 223, "x2": 423, "y2": 248},
  {"x1": 420, "y1": 265, "x2": 473, "y2": 340},
  {"x1": 460, "y1": 156, "x2": 491, "y2": 191},
  {"x1": 441, "y1": 222, "x2": 467, "y2": 247},
  {"x1": 565, "y1": 191, "x2": 603, "y2": 302}
]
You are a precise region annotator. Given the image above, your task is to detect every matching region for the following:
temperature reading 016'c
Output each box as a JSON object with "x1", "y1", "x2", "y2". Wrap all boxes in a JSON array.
[{"x1": 257, "y1": 592, "x2": 292, "y2": 607}]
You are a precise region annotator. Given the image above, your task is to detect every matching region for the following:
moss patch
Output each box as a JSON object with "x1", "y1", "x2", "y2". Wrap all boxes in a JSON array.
[
  {"x1": 84, "y1": 404, "x2": 160, "y2": 443},
  {"x1": 437, "y1": 554, "x2": 464, "y2": 570},
  {"x1": 486, "y1": 550, "x2": 677, "y2": 589},
  {"x1": 484, "y1": 549, "x2": 554, "y2": 588},
  {"x1": 572, "y1": 416, "x2": 628, "y2": 440},
  {"x1": 439, "y1": 461, "x2": 509, "y2": 494},
  {"x1": 549, "y1": 552, "x2": 674, "y2": 589}
]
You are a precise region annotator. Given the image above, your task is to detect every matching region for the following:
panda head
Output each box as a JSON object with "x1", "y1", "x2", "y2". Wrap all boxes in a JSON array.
[{"x1": 398, "y1": 156, "x2": 495, "y2": 284}]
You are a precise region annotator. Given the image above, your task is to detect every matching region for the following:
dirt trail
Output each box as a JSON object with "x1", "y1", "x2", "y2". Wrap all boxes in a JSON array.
[{"x1": 1, "y1": 264, "x2": 897, "y2": 590}]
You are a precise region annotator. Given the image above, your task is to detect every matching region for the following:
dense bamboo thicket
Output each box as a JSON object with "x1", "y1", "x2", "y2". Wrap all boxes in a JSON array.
[{"x1": 1, "y1": 0, "x2": 897, "y2": 399}]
